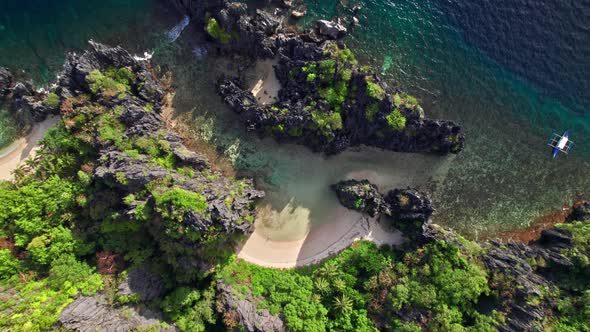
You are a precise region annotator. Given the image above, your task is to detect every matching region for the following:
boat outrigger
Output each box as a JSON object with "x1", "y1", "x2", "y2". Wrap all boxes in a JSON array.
[{"x1": 547, "y1": 130, "x2": 574, "y2": 158}]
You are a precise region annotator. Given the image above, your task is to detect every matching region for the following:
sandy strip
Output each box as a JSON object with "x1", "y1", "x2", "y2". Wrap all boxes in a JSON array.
[
  {"x1": 250, "y1": 58, "x2": 281, "y2": 105},
  {"x1": 237, "y1": 206, "x2": 405, "y2": 268},
  {"x1": 0, "y1": 116, "x2": 60, "y2": 181}
]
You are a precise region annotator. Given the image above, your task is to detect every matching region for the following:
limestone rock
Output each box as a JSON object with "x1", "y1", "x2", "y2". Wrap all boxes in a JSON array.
[
  {"x1": 316, "y1": 20, "x2": 347, "y2": 39},
  {"x1": 217, "y1": 282, "x2": 285, "y2": 332},
  {"x1": 331, "y1": 179, "x2": 388, "y2": 217},
  {"x1": 58, "y1": 294, "x2": 176, "y2": 332}
]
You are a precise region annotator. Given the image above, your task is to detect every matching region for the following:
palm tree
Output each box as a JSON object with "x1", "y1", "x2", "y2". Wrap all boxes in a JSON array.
[
  {"x1": 332, "y1": 278, "x2": 346, "y2": 292},
  {"x1": 333, "y1": 294, "x2": 353, "y2": 313},
  {"x1": 319, "y1": 262, "x2": 338, "y2": 278},
  {"x1": 314, "y1": 277, "x2": 330, "y2": 294}
]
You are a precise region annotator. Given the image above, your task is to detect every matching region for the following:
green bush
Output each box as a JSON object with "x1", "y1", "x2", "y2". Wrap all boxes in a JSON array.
[
  {"x1": 43, "y1": 93, "x2": 60, "y2": 109},
  {"x1": 365, "y1": 78, "x2": 385, "y2": 100},
  {"x1": 206, "y1": 18, "x2": 232, "y2": 44},
  {"x1": 311, "y1": 110, "x2": 342, "y2": 136},
  {"x1": 153, "y1": 188, "x2": 208, "y2": 222},
  {"x1": 87, "y1": 68, "x2": 133, "y2": 97},
  {"x1": 161, "y1": 286, "x2": 217, "y2": 332},
  {"x1": 385, "y1": 109, "x2": 406, "y2": 131}
]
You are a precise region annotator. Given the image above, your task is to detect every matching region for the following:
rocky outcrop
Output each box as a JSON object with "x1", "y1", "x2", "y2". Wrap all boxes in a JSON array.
[
  {"x1": 317, "y1": 19, "x2": 347, "y2": 39},
  {"x1": 116, "y1": 266, "x2": 166, "y2": 302},
  {"x1": 55, "y1": 42, "x2": 264, "y2": 279},
  {"x1": 0, "y1": 67, "x2": 57, "y2": 134},
  {"x1": 58, "y1": 294, "x2": 177, "y2": 332},
  {"x1": 570, "y1": 200, "x2": 590, "y2": 222},
  {"x1": 331, "y1": 179, "x2": 388, "y2": 217},
  {"x1": 331, "y1": 179, "x2": 433, "y2": 224},
  {"x1": 211, "y1": 2, "x2": 465, "y2": 155},
  {"x1": 217, "y1": 282, "x2": 285, "y2": 332}
]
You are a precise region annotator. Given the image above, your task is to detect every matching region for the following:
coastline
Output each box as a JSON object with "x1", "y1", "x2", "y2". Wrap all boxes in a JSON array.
[
  {"x1": 0, "y1": 116, "x2": 60, "y2": 181},
  {"x1": 237, "y1": 206, "x2": 404, "y2": 268}
]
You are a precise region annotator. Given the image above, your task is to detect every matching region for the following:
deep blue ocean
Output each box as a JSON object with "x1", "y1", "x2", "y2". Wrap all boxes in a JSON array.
[{"x1": 1, "y1": 0, "x2": 588, "y2": 236}]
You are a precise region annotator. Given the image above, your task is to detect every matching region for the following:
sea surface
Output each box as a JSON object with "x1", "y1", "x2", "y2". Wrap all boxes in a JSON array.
[{"x1": 1, "y1": 0, "x2": 589, "y2": 239}]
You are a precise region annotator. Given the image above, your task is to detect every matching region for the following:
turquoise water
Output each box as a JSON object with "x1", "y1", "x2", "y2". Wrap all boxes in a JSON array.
[
  {"x1": 1, "y1": 0, "x2": 589, "y2": 238},
  {"x1": 0, "y1": 0, "x2": 176, "y2": 149},
  {"x1": 298, "y1": 0, "x2": 590, "y2": 236}
]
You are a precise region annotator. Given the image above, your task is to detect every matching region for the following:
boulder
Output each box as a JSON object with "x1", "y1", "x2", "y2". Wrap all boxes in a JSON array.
[
  {"x1": 331, "y1": 179, "x2": 388, "y2": 217},
  {"x1": 316, "y1": 20, "x2": 347, "y2": 39},
  {"x1": 116, "y1": 266, "x2": 166, "y2": 302}
]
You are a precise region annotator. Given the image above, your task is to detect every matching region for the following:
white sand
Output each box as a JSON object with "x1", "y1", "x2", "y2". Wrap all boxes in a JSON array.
[
  {"x1": 237, "y1": 206, "x2": 405, "y2": 268},
  {"x1": 249, "y1": 58, "x2": 281, "y2": 105},
  {"x1": 0, "y1": 116, "x2": 60, "y2": 181}
]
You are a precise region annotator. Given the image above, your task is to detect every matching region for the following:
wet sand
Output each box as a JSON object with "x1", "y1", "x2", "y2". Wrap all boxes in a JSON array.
[{"x1": 0, "y1": 116, "x2": 60, "y2": 181}]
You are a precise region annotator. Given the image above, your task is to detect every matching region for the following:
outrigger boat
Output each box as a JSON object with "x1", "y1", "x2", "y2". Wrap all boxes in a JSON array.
[{"x1": 547, "y1": 130, "x2": 574, "y2": 158}]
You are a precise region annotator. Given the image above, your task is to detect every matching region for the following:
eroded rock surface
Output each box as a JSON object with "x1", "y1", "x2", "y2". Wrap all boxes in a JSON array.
[
  {"x1": 59, "y1": 294, "x2": 177, "y2": 332},
  {"x1": 217, "y1": 282, "x2": 285, "y2": 332}
]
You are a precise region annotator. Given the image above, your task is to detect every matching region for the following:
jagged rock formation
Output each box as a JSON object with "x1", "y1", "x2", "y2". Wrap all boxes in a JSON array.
[
  {"x1": 59, "y1": 294, "x2": 177, "y2": 332},
  {"x1": 209, "y1": 2, "x2": 464, "y2": 155},
  {"x1": 217, "y1": 282, "x2": 285, "y2": 332},
  {"x1": 0, "y1": 66, "x2": 57, "y2": 134},
  {"x1": 331, "y1": 179, "x2": 433, "y2": 224},
  {"x1": 330, "y1": 179, "x2": 388, "y2": 217},
  {"x1": 53, "y1": 41, "x2": 263, "y2": 279}
]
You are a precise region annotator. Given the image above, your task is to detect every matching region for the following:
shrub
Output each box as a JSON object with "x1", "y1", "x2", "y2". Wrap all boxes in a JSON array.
[
  {"x1": 43, "y1": 93, "x2": 60, "y2": 109},
  {"x1": 365, "y1": 78, "x2": 385, "y2": 100},
  {"x1": 311, "y1": 110, "x2": 342, "y2": 136},
  {"x1": 87, "y1": 68, "x2": 133, "y2": 98},
  {"x1": 306, "y1": 73, "x2": 317, "y2": 82},
  {"x1": 153, "y1": 188, "x2": 208, "y2": 221},
  {"x1": 385, "y1": 109, "x2": 406, "y2": 131},
  {"x1": 0, "y1": 249, "x2": 22, "y2": 279},
  {"x1": 206, "y1": 18, "x2": 232, "y2": 44}
]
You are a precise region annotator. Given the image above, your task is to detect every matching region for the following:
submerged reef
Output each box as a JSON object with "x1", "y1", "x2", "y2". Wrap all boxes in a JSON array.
[{"x1": 209, "y1": 2, "x2": 464, "y2": 154}]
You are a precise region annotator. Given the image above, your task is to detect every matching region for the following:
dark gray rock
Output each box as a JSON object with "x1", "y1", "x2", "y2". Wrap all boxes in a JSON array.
[
  {"x1": 58, "y1": 294, "x2": 177, "y2": 332},
  {"x1": 331, "y1": 179, "x2": 388, "y2": 217},
  {"x1": 117, "y1": 266, "x2": 166, "y2": 302},
  {"x1": 316, "y1": 20, "x2": 347, "y2": 39},
  {"x1": 217, "y1": 282, "x2": 285, "y2": 332},
  {"x1": 385, "y1": 188, "x2": 433, "y2": 222},
  {"x1": 0, "y1": 67, "x2": 11, "y2": 100},
  {"x1": 570, "y1": 200, "x2": 590, "y2": 222}
]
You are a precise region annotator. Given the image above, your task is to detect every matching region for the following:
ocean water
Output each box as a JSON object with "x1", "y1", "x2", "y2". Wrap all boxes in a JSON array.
[
  {"x1": 1, "y1": 0, "x2": 589, "y2": 239},
  {"x1": 0, "y1": 0, "x2": 177, "y2": 149},
  {"x1": 297, "y1": 0, "x2": 590, "y2": 237}
]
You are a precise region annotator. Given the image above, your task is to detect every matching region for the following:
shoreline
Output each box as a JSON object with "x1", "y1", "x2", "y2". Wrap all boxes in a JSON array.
[
  {"x1": 0, "y1": 116, "x2": 60, "y2": 181},
  {"x1": 237, "y1": 206, "x2": 404, "y2": 268}
]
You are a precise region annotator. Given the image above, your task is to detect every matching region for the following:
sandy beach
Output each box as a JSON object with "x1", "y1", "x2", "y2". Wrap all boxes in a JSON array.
[
  {"x1": 0, "y1": 116, "x2": 60, "y2": 181},
  {"x1": 237, "y1": 206, "x2": 405, "y2": 268},
  {"x1": 249, "y1": 58, "x2": 281, "y2": 105}
]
